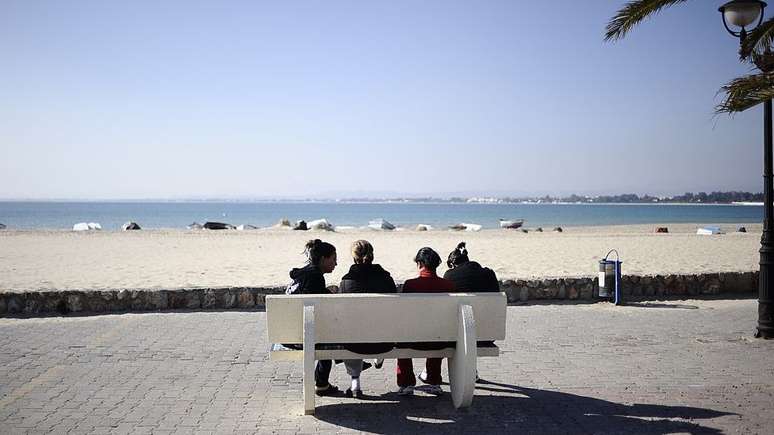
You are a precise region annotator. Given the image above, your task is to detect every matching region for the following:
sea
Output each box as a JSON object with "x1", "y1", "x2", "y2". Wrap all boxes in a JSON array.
[{"x1": 0, "y1": 201, "x2": 764, "y2": 231}]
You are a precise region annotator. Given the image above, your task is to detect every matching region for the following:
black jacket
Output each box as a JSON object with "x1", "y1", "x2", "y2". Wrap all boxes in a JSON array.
[
  {"x1": 287, "y1": 264, "x2": 328, "y2": 294},
  {"x1": 339, "y1": 264, "x2": 397, "y2": 294},
  {"x1": 338, "y1": 263, "x2": 397, "y2": 354},
  {"x1": 442, "y1": 261, "x2": 500, "y2": 292}
]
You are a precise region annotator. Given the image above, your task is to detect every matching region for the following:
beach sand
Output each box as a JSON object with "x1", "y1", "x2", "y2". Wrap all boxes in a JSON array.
[{"x1": 0, "y1": 223, "x2": 761, "y2": 292}]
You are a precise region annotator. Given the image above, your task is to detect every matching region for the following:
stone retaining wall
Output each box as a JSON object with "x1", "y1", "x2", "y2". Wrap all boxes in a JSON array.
[{"x1": 0, "y1": 271, "x2": 758, "y2": 316}]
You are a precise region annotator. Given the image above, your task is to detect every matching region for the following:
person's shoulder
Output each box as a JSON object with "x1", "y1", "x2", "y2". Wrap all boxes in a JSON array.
[{"x1": 371, "y1": 263, "x2": 391, "y2": 276}]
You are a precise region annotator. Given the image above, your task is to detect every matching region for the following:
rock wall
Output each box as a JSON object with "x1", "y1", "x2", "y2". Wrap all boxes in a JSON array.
[{"x1": 0, "y1": 271, "x2": 758, "y2": 316}]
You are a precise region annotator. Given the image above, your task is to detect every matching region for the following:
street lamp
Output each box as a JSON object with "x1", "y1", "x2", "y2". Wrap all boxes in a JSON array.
[
  {"x1": 719, "y1": 0, "x2": 766, "y2": 39},
  {"x1": 719, "y1": 0, "x2": 774, "y2": 339}
]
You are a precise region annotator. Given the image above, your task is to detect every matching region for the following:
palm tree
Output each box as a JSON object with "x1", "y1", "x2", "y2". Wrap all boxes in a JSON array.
[{"x1": 605, "y1": 0, "x2": 774, "y2": 113}]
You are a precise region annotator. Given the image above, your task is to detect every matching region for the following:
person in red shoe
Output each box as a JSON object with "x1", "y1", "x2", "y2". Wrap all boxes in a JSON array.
[{"x1": 396, "y1": 247, "x2": 455, "y2": 397}]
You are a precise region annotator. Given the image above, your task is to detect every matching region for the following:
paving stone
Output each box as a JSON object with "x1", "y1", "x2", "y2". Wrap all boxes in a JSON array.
[{"x1": 1, "y1": 300, "x2": 773, "y2": 433}]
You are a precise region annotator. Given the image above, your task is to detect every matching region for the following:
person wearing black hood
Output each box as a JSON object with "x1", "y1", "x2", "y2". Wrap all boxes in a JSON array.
[
  {"x1": 286, "y1": 239, "x2": 339, "y2": 396},
  {"x1": 338, "y1": 240, "x2": 397, "y2": 398},
  {"x1": 442, "y1": 242, "x2": 500, "y2": 383},
  {"x1": 443, "y1": 242, "x2": 500, "y2": 292}
]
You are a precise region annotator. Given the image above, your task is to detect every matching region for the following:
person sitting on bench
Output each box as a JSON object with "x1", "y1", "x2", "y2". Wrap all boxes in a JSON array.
[
  {"x1": 338, "y1": 240, "x2": 397, "y2": 398},
  {"x1": 286, "y1": 239, "x2": 340, "y2": 396},
  {"x1": 443, "y1": 242, "x2": 500, "y2": 292},
  {"x1": 396, "y1": 247, "x2": 455, "y2": 397}
]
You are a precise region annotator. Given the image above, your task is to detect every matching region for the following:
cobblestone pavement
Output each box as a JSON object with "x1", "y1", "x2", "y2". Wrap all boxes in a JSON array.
[{"x1": 1, "y1": 298, "x2": 773, "y2": 434}]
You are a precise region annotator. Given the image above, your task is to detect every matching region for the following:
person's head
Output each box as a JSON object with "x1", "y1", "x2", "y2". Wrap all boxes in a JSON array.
[
  {"x1": 413, "y1": 247, "x2": 442, "y2": 272},
  {"x1": 447, "y1": 242, "x2": 469, "y2": 269},
  {"x1": 305, "y1": 239, "x2": 337, "y2": 273},
  {"x1": 351, "y1": 240, "x2": 374, "y2": 265}
]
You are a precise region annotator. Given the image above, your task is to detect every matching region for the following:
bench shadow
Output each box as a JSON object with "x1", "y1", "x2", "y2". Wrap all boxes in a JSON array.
[
  {"x1": 622, "y1": 302, "x2": 700, "y2": 309},
  {"x1": 314, "y1": 380, "x2": 734, "y2": 434}
]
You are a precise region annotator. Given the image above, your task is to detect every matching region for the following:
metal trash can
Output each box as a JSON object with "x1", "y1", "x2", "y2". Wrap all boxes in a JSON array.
[{"x1": 598, "y1": 249, "x2": 622, "y2": 305}]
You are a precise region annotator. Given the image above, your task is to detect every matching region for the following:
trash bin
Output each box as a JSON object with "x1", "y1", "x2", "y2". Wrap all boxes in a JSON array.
[{"x1": 598, "y1": 249, "x2": 622, "y2": 305}]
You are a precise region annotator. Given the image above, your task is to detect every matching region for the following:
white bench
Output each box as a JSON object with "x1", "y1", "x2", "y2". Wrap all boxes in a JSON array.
[{"x1": 266, "y1": 292, "x2": 507, "y2": 415}]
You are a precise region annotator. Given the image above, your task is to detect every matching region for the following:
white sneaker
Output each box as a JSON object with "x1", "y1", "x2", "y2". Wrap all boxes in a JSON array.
[
  {"x1": 418, "y1": 370, "x2": 429, "y2": 384},
  {"x1": 397, "y1": 386, "x2": 414, "y2": 396},
  {"x1": 424, "y1": 385, "x2": 443, "y2": 396}
]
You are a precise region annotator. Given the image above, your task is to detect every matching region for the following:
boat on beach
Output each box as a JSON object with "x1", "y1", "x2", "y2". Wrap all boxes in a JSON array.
[
  {"x1": 499, "y1": 219, "x2": 524, "y2": 229},
  {"x1": 368, "y1": 218, "x2": 396, "y2": 230}
]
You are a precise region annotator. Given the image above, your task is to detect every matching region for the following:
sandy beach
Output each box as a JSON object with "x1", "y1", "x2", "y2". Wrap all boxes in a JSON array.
[{"x1": 0, "y1": 223, "x2": 761, "y2": 293}]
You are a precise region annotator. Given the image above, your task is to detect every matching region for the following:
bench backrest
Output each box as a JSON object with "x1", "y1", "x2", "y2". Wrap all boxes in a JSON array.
[{"x1": 267, "y1": 292, "x2": 507, "y2": 344}]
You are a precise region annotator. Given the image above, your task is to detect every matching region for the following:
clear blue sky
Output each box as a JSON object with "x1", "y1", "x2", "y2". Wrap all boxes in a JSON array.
[{"x1": 0, "y1": 0, "x2": 766, "y2": 199}]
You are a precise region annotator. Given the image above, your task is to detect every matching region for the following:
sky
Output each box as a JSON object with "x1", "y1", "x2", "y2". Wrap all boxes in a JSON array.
[{"x1": 0, "y1": 0, "x2": 768, "y2": 199}]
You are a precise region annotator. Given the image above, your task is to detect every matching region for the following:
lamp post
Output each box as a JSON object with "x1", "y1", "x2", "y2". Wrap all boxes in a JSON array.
[{"x1": 719, "y1": 0, "x2": 774, "y2": 339}]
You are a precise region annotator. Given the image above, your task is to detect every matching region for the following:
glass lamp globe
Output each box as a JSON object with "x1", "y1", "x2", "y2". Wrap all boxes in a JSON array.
[{"x1": 719, "y1": 0, "x2": 766, "y2": 29}]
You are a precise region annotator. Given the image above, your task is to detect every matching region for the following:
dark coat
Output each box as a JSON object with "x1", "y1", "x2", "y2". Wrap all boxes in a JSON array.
[
  {"x1": 442, "y1": 261, "x2": 500, "y2": 292},
  {"x1": 339, "y1": 263, "x2": 397, "y2": 354},
  {"x1": 339, "y1": 263, "x2": 397, "y2": 294},
  {"x1": 286, "y1": 264, "x2": 327, "y2": 295}
]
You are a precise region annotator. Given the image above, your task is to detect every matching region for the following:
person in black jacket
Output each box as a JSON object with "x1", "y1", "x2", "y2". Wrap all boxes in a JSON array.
[
  {"x1": 441, "y1": 241, "x2": 500, "y2": 383},
  {"x1": 286, "y1": 239, "x2": 339, "y2": 396},
  {"x1": 442, "y1": 242, "x2": 500, "y2": 292},
  {"x1": 338, "y1": 240, "x2": 397, "y2": 398}
]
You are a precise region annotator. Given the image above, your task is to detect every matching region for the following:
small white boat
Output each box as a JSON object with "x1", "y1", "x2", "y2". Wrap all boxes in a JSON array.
[
  {"x1": 122, "y1": 222, "x2": 141, "y2": 231},
  {"x1": 499, "y1": 219, "x2": 524, "y2": 229},
  {"x1": 697, "y1": 226, "x2": 722, "y2": 235},
  {"x1": 308, "y1": 218, "x2": 334, "y2": 231},
  {"x1": 73, "y1": 222, "x2": 102, "y2": 231},
  {"x1": 368, "y1": 219, "x2": 396, "y2": 231}
]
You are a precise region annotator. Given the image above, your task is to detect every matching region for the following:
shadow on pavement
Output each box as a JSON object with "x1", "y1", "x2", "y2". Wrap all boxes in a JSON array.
[
  {"x1": 622, "y1": 302, "x2": 700, "y2": 309},
  {"x1": 314, "y1": 380, "x2": 734, "y2": 434}
]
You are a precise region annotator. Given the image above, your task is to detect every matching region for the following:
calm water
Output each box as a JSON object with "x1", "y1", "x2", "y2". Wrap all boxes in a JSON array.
[{"x1": 0, "y1": 202, "x2": 764, "y2": 230}]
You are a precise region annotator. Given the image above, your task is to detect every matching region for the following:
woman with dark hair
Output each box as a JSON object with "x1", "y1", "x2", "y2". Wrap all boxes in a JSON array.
[
  {"x1": 396, "y1": 247, "x2": 455, "y2": 397},
  {"x1": 338, "y1": 240, "x2": 397, "y2": 398},
  {"x1": 443, "y1": 242, "x2": 500, "y2": 292},
  {"x1": 286, "y1": 239, "x2": 339, "y2": 396}
]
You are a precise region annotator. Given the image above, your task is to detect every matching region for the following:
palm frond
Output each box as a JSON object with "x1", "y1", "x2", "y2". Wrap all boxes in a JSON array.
[
  {"x1": 605, "y1": 0, "x2": 691, "y2": 41},
  {"x1": 740, "y1": 17, "x2": 774, "y2": 61},
  {"x1": 717, "y1": 72, "x2": 774, "y2": 113}
]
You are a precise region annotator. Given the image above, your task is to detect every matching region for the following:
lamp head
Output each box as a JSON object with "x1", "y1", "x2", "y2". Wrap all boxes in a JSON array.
[{"x1": 719, "y1": 0, "x2": 767, "y2": 38}]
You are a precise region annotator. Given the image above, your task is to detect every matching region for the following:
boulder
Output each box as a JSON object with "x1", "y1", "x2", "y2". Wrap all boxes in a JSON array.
[
  {"x1": 737, "y1": 226, "x2": 747, "y2": 233},
  {"x1": 293, "y1": 220, "x2": 308, "y2": 231},
  {"x1": 188, "y1": 222, "x2": 204, "y2": 230},
  {"x1": 0, "y1": 223, "x2": 6, "y2": 230},
  {"x1": 655, "y1": 227, "x2": 668, "y2": 233},
  {"x1": 553, "y1": 227, "x2": 563, "y2": 233},
  {"x1": 236, "y1": 224, "x2": 259, "y2": 231},
  {"x1": 416, "y1": 224, "x2": 432, "y2": 231},
  {"x1": 203, "y1": 221, "x2": 236, "y2": 230},
  {"x1": 122, "y1": 222, "x2": 141, "y2": 231},
  {"x1": 275, "y1": 218, "x2": 291, "y2": 228}
]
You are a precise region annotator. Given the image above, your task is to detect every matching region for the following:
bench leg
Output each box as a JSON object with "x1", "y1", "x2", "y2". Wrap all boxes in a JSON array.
[
  {"x1": 448, "y1": 303, "x2": 476, "y2": 409},
  {"x1": 303, "y1": 305, "x2": 316, "y2": 415}
]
